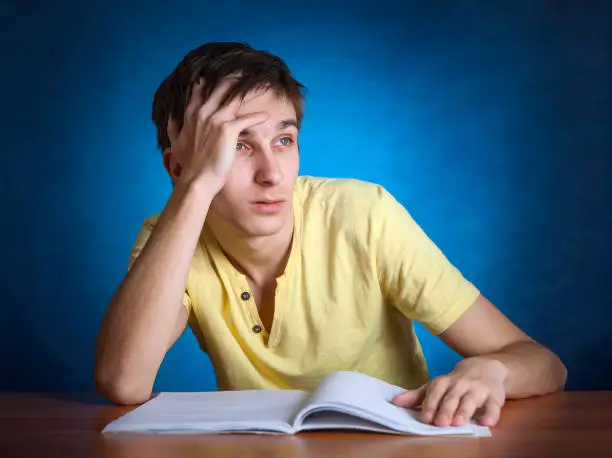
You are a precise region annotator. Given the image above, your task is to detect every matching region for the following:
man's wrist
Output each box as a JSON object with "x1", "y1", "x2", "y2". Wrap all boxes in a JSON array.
[
  {"x1": 455, "y1": 356, "x2": 509, "y2": 385},
  {"x1": 174, "y1": 174, "x2": 221, "y2": 205}
]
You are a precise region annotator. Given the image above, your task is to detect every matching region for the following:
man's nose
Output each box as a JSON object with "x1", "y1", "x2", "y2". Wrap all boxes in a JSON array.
[{"x1": 254, "y1": 151, "x2": 283, "y2": 186}]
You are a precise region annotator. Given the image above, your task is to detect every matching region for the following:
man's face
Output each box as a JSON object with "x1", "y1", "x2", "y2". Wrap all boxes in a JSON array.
[{"x1": 207, "y1": 88, "x2": 300, "y2": 238}]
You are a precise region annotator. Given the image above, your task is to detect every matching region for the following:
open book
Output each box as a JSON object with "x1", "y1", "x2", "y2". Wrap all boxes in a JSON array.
[{"x1": 102, "y1": 371, "x2": 491, "y2": 437}]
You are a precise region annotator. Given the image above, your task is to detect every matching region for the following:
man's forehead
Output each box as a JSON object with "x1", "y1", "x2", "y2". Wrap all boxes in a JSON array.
[
  {"x1": 238, "y1": 117, "x2": 298, "y2": 138},
  {"x1": 236, "y1": 88, "x2": 294, "y2": 113},
  {"x1": 235, "y1": 91, "x2": 297, "y2": 133}
]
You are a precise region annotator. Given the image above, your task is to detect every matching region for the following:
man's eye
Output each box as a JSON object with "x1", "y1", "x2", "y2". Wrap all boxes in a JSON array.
[
  {"x1": 276, "y1": 137, "x2": 294, "y2": 147},
  {"x1": 236, "y1": 142, "x2": 248, "y2": 152}
]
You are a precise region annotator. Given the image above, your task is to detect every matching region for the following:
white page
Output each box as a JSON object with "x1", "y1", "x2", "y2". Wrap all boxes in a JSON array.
[
  {"x1": 296, "y1": 411, "x2": 404, "y2": 434},
  {"x1": 294, "y1": 371, "x2": 491, "y2": 437},
  {"x1": 102, "y1": 390, "x2": 310, "y2": 435}
]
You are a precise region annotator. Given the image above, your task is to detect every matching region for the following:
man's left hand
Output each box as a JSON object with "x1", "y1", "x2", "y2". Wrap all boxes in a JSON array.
[{"x1": 391, "y1": 357, "x2": 508, "y2": 427}]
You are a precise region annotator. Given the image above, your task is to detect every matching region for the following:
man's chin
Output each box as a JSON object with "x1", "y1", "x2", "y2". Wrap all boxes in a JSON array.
[
  {"x1": 242, "y1": 223, "x2": 285, "y2": 238},
  {"x1": 245, "y1": 212, "x2": 293, "y2": 236}
]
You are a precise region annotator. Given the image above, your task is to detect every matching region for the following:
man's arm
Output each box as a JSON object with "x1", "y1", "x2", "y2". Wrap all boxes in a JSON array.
[
  {"x1": 94, "y1": 76, "x2": 270, "y2": 405},
  {"x1": 393, "y1": 294, "x2": 567, "y2": 427},
  {"x1": 438, "y1": 294, "x2": 567, "y2": 398},
  {"x1": 94, "y1": 181, "x2": 214, "y2": 405}
]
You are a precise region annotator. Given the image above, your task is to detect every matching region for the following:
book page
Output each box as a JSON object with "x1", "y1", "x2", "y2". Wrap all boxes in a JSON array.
[
  {"x1": 293, "y1": 371, "x2": 490, "y2": 437},
  {"x1": 296, "y1": 411, "x2": 406, "y2": 434},
  {"x1": 102, "y1": 390, "x2": 310, "y2": 434}
]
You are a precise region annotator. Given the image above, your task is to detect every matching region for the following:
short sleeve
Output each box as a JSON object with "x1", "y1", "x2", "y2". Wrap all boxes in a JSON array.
[
  {"x1": 375, "y1": 188, "x2": 480, "y2": 335},
  {"x1": 127, "y1": 216, "x2": 193, "y2": 311}
]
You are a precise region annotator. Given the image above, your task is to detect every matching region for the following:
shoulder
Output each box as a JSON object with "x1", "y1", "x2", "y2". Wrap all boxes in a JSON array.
[
  {"x1": 294, "y1": 175, "x2": 405, "y2": 240},
  {"x1": 295, "y1": 175, "x2": 395, "y2": 211}
]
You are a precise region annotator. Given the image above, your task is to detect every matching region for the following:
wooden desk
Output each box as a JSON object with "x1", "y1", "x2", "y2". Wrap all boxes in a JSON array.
[{"x1": 1, "y1": 391, "x2": 612, "y2": 457}]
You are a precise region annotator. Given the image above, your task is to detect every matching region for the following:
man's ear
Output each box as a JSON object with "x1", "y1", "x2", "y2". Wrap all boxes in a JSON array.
[{"x1": 162, "y1": 147, "x2": 183, "y2": 181}]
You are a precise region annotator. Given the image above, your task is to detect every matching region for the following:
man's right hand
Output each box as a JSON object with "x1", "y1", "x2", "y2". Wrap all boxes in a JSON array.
[{"x1": 166, "y1": 76, "x2": 270, "y2": 194}]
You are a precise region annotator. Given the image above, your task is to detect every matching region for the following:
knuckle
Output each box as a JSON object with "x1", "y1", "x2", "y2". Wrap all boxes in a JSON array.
[
  {"x1": 426, "y1": 386, "x2": 444, "y2": 402},
  {"x1": 452, "y1": 379, "x2": 472, "y2": 393},
  {"x1": 460, "y1": 393, "x2": 479, "y2": 408},
  {"x1": 212, "y1": 114, "x2": 229, "y2": 129},
  {"x1": 215, "y1": 122, "x2": 230, "y2": 138},
  {"x1": 422, "y1": 395, "x2": 438, "y2": 411},
  {"x1": 441, "y1": 389, "x2": 460, "y2": 404},
  {"x1": 218, "y1": 121, "x2": 232, "y2": 135},
  {"x1": 198, "y1": 109, "x2": 210, "y2": 123},
  {"x1": 422, "y1": 398, "x2": 437, "y2": 411},
  {"x1": 431, "y1": 375, "x2": 450, "y2": 389}
]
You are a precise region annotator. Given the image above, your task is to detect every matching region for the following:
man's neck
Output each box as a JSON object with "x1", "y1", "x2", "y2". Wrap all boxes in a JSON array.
[{"x1": 207, "y1": 216, "x2": 294, "y2": 287}]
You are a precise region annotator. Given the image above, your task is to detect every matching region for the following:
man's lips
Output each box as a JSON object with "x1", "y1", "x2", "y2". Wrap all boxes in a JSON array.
[{"x1": 250, "y1": 200, "x2": 286, "y2": 214}]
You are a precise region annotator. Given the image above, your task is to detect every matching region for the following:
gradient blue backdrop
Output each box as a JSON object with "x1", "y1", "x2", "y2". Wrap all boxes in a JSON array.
[{"x1": 2, "y1": 1, "x2": 611, "y2": 392}]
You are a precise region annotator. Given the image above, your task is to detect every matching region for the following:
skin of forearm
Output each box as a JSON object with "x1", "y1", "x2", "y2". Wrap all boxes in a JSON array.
[
  {"x1": 94, "y1": 180, "x2": 215, "y2": 403},
  {"x1": 456, "y1": 340, "x2": 568, "y2": 399}
]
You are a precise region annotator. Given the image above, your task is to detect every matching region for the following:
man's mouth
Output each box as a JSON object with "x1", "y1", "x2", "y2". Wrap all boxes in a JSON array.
[{"x1": 250, "y1": 199, "x2": 286, "y2": 214}]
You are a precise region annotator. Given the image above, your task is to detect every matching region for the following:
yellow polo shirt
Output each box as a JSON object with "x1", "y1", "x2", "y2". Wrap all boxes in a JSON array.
[{"x1": 129, "y1": 176, "x2": 480, "y2": 392}]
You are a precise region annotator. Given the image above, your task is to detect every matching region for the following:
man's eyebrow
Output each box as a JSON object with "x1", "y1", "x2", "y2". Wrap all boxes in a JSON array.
[{"x1": 239, "y1": 118, "x2": 298, "y2": 137}]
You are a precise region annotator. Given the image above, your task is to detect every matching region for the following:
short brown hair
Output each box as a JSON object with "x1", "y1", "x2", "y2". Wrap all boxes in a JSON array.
[{"x1": 152, "y1": 42, "x2": 307, "y2": 151}]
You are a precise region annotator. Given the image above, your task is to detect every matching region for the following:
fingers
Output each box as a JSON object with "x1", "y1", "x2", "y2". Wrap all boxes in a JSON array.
[
  {"x1": 450, "y1": 389, "x2": 488, "y2": 426},
  {"x1": 167, "y1": 76, "x2": 240, "y2": 145},
  {"x1": 426, "y1": 380, "x2": 480, "y2": 427},
  {"x1": 391, "y1": 385, "x2": 427, "y2": 409},
  {"x1": 479, "y1": 398, "x2": 502, "y2": 427},
  {"x1": 184, "y1": 78, "x2": 206, "y2": 123},
  {"x1": 222, "y1": 111, "x2": 270, "y2": 136},
  {"x1": 433, "y1": 386, "x2": 466, "y2": 427},
  {"x1": 204, "y1": 93, "x2": 245, "y2": 126},
  {"x1": 419, "y1": 376, "x2": 450, "y2": 425},
  {"x1": 166, "y1": 78, "x2": 205, "y2": 145},
  {"x1": 181, "y1": 76, "x2": 237, "y2": 132},
  {"x1": 419, "y1": 380, "x2": 500, "y2": 427},
  {"x1": 174, "y1": 75, "x2": 271, "y2": 142},
  {"x1": 198, "y1": 77, "x2": 241, "y2": 120},
  {"x1": 203, "y1": 82, "x2": 271, "y2": 125}
]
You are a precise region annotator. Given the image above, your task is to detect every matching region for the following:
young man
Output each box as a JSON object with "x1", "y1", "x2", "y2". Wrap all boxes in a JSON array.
[{"x1": 94, "y1": 42, "x2": 567, "y2": 428}]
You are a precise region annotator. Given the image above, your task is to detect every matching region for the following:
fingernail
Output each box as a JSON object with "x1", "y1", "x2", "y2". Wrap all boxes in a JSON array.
[{"x1": 454, "y1": 415, "x2": 464, "y2": 425}]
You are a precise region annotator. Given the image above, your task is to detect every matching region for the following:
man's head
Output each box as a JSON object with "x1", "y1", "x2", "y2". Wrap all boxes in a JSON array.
[{"x1": 152, "y1": 42, "x2": 306, "y2": 239}]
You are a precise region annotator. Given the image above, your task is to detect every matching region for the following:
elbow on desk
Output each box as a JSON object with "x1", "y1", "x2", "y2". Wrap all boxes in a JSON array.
[
  {"x1": 94, "y1": 371, "x2": 152, "y2": 406},
  {"x1": 534, "y1": 349, "x2": 569, "y2": 396}
]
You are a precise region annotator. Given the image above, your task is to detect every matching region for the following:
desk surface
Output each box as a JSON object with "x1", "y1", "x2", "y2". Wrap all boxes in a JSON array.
[{"x1": 2, "y1": 391, "x2": 612, "y2": 458}]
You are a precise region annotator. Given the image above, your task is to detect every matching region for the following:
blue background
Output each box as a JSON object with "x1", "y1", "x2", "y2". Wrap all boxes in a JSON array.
[{"x1": 2, "y1": 0, "x2": 610, "y2": 392}]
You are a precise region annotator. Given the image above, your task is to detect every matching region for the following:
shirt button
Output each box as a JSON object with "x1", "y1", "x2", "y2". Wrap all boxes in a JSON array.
[
  {"x1": 240, "y1": 291, "x2": 251, "y2": 301},
  {"x1": 252, "y1": 324, "x2": 262, "y2": 334}
]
